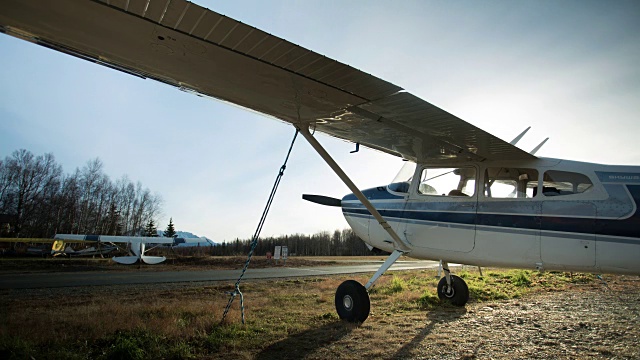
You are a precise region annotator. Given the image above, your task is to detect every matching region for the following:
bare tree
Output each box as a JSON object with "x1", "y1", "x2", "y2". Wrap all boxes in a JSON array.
[
  {"x1": 2, "y1": 150, "x2": 62, "y2": 236},
  {"x1": 0, "y1": 149, "x2": 164, "y2": 238},
  {"x1": 0, "y1": 159, "x2": 16, "y2": 211}
]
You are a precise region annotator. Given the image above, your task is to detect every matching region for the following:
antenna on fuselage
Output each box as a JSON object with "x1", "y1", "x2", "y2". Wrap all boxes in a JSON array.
[
  {"x1": 510, "y1": 126, "x2": 531, "y2": 145},
  {"x1": 510, "y1": 127, "x2": 549, "y2": 155},
  {"x1": 530, "y1": 138, "x2": 549, "y2": 155}
]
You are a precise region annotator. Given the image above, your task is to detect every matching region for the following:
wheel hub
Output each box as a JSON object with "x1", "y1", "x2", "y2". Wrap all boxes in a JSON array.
[
  {"x1": 444, "y1": 285, "x2": 455, "y2": 298},
  {"x1": 343, "y1": 295, "x2": 354, "y2": 311}
]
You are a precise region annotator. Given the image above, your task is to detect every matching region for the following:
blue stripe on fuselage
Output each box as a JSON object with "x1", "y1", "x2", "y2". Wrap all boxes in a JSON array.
[
  {"x1": 342, "y1": 187, "x2": 405, "y2": 202},
  {"x1": 342, "y1": 185, "x2": 640, "y2": 239}
]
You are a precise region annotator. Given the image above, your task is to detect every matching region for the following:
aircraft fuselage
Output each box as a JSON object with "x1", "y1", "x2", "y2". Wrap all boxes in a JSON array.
[{"x1": 343, "y1": 158, "x2": 640, "y2": 275}]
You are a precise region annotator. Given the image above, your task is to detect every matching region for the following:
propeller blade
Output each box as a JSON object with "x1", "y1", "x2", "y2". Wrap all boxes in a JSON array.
[{"x1": 302, "y1": 194, "x2": 342, "y2": 207}]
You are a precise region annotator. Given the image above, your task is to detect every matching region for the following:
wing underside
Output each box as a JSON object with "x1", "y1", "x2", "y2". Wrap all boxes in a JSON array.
[
  {"x1": 54, "y1": 234, "x2": 175, "y2": 244},
  {"x1": 0, "y1": 0, "x2": 536, "y2": 162}
]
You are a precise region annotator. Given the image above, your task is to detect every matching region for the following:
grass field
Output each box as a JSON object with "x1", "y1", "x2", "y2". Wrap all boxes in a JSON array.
[{"x1": 0, "y1": 265, "x2": 600, "y2": 359}]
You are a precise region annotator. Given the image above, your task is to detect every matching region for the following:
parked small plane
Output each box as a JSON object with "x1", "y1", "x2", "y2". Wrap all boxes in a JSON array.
[
  {"x1": 57, "y1": 245, "x2": 118, "y2": 257},
  {"x1": 0, "y1": 235, "x2": 178, "y2": 263},
  {"x1": 1, "y1": 0, "x2": 638, "y2": 322},
  {"x1": 54, "y1": 235, "x2": 177, "y2": 265}
]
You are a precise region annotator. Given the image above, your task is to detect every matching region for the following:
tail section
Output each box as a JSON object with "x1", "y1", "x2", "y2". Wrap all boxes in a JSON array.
[{"x1": 112, "y1": 241, "x2": 166, "y2": 265}]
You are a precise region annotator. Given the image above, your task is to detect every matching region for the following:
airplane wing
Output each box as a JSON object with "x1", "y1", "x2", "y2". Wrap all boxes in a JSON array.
[
  {"x1": 0, "y1": 237, "x2": 95, "y2": 244},
  {"x1": 0, "y1": 0, "x2": 536, "y2": 162},
  {"x1": 54, "y1": 234, "x2": 176, "y2": 244}
]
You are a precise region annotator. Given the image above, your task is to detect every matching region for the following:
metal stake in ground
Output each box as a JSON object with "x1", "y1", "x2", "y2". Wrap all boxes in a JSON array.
[{"x1": 221, "y1": 129, "x2": 299, "y2": 324}]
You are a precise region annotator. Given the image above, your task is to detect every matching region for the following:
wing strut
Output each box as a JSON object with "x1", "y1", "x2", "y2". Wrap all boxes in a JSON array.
[
  {"x1": 297, "y1": 126, "x2": 412, "y2": 253},
  {"x1": 299, "y1": 125, "x2": 414, "y2": 322}
]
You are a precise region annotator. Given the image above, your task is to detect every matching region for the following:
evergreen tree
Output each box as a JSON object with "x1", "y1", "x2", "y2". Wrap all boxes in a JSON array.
[
  {"x1": 106, "y1": 203, "x2": 121, "y2": 235},
  {"x1": 163, "y1": 217, "x2": 176, "y2": 238},
  {"x1": 144, "y1": 219, "x2": 158, "y2": 237}
]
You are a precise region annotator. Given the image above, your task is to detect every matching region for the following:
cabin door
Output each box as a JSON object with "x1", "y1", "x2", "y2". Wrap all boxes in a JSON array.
[
  {"x1": 540, "y1": 201, "x2": 596, "y2": 268},
  {"x1": 401, "y1": 166, "x2": 477, "y2": 253}
]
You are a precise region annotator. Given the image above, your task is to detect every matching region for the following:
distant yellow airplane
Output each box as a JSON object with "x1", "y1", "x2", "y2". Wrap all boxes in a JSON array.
[{"x1": 0, "y1": 237, "x2": 97, "y2": 256}]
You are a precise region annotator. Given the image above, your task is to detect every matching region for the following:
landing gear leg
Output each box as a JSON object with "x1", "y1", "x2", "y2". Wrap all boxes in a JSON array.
[
  {"x1": 335, "y1": 250, "x2": 404, "y2": 322},
  {"x1": 437, "y1": 261, "x2": 469, "y2": 306}
]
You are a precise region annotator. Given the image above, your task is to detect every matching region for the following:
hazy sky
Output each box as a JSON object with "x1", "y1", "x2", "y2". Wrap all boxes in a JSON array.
[{"x1": 1, "y1": 1, "x2": 639, "y2": 241}]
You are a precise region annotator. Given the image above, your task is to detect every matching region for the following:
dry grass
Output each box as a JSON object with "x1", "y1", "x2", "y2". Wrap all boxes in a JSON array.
[{"x1": 0, "y1": 268, "x2": 636, "y2": 359}]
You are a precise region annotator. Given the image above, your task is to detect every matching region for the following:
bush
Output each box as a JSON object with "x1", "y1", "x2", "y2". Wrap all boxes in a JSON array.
[{"x1": 106, "y1": 336, "x2": 145, "y2": 360}]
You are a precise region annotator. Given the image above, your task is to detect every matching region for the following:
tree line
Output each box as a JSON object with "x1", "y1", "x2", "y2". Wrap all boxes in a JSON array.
[
  {"x1": 0, "y1": 149, "x2": 162, "y2": 238},
  {"x1": 0, "y1": 149, "x2": 375, "y2": 256},
  {"x1": 212, "y1": 228, "x2": 374, "y2": 257}
]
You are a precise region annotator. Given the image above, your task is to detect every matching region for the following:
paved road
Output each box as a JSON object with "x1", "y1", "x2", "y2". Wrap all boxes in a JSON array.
[{"x1": 0, "y1": 260, "x2": 442, "y2": 289}]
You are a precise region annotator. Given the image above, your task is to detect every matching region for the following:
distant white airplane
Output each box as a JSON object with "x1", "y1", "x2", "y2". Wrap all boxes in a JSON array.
[
  {"x1": 2, "y1": 0, "x2": 639, "y2": 323},
  {"x1": 54, "y1": 234, "x2": 175, "y2": 265}
]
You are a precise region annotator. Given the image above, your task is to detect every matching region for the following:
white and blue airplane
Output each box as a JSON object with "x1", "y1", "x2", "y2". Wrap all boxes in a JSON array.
[
  {"x1": 1, "y1": 0, "x2": 638, "y2": 322},
  {"x1": 54, "y1": 234, "x2": 178, "y2": 264}
]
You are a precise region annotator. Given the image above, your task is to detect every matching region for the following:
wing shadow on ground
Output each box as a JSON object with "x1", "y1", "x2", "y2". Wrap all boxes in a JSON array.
[
  {"x1": 255, "y1": 307, "x2": 467, "y2": 359},
  {"x1": 393, "y1": 307, "x2": 468, "y2": 358},
  {"x1": 255, "y1": 320, "x2": 356, "y2": 360}
]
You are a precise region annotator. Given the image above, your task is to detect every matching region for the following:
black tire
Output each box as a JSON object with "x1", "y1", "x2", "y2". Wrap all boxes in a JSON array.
[
  {"x1": 437, "y1": 274, "x2": 469, "y2": 306},
  {"x1": 335, "y1": 280, "x2": 370, "y2": 322}
]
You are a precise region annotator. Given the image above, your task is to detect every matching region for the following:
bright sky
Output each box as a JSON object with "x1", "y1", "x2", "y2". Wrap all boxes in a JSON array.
[{"x1": 1, "y1": 1, "x2": 639, "y2": 242}]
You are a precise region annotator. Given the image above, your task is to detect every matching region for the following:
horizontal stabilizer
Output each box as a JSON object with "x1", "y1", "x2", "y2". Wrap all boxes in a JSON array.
[
  {"x1": 141, "y1": 256, "x2": 166, "y2": 265},
  {"x1": 303, "y1": 194, "x2": 342, "y2": 207},
  {"x1": 112, "y1": 256, "x2": 139, "y2": 265}
]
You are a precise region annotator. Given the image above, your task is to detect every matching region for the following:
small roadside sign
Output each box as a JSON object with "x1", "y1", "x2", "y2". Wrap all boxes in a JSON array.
[{"x1": 281, "y1": 246, "x2": 288, "y2": 264}]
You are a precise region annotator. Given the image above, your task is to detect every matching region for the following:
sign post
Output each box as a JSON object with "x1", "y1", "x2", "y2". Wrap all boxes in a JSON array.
[
  {"x1": 281, "y1": 246, "x2": 288, "y2": 265},
  {"x1": 274, "y1": 246, "x2": 281, "y2": 265}
]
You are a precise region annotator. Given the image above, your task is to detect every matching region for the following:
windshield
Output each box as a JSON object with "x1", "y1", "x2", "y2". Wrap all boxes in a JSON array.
[
  {"x1": 391, "y1": 161, "x2": 416, "y2": 183},
  {"x1": 388, "y1": 161, "x2": 416, "y2": 193}
]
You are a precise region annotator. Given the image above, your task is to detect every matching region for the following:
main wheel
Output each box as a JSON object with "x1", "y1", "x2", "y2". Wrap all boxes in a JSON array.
[
  {"x1": 335, "y1": 280, "x2": 370, "y2": 323},
  {"x1": 437, "y1": 274, "x2": 469, "y2": 306}
]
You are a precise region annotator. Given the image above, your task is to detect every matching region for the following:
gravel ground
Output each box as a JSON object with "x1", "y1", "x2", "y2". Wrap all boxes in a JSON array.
[{"x1": 373, "y1": 276, "x2": 640, "y2": 359}]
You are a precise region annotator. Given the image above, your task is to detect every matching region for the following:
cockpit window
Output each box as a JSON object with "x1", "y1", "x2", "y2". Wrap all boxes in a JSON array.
[
  {"x1": 542, "y1": 170, "x2": 593, "y2": 197},
  {"x1": 418, "y1": 167, "x2": 476, "y2": 197},
  {"x1": 484, "y1": 167, "x2": 538, "y2": 199}
]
